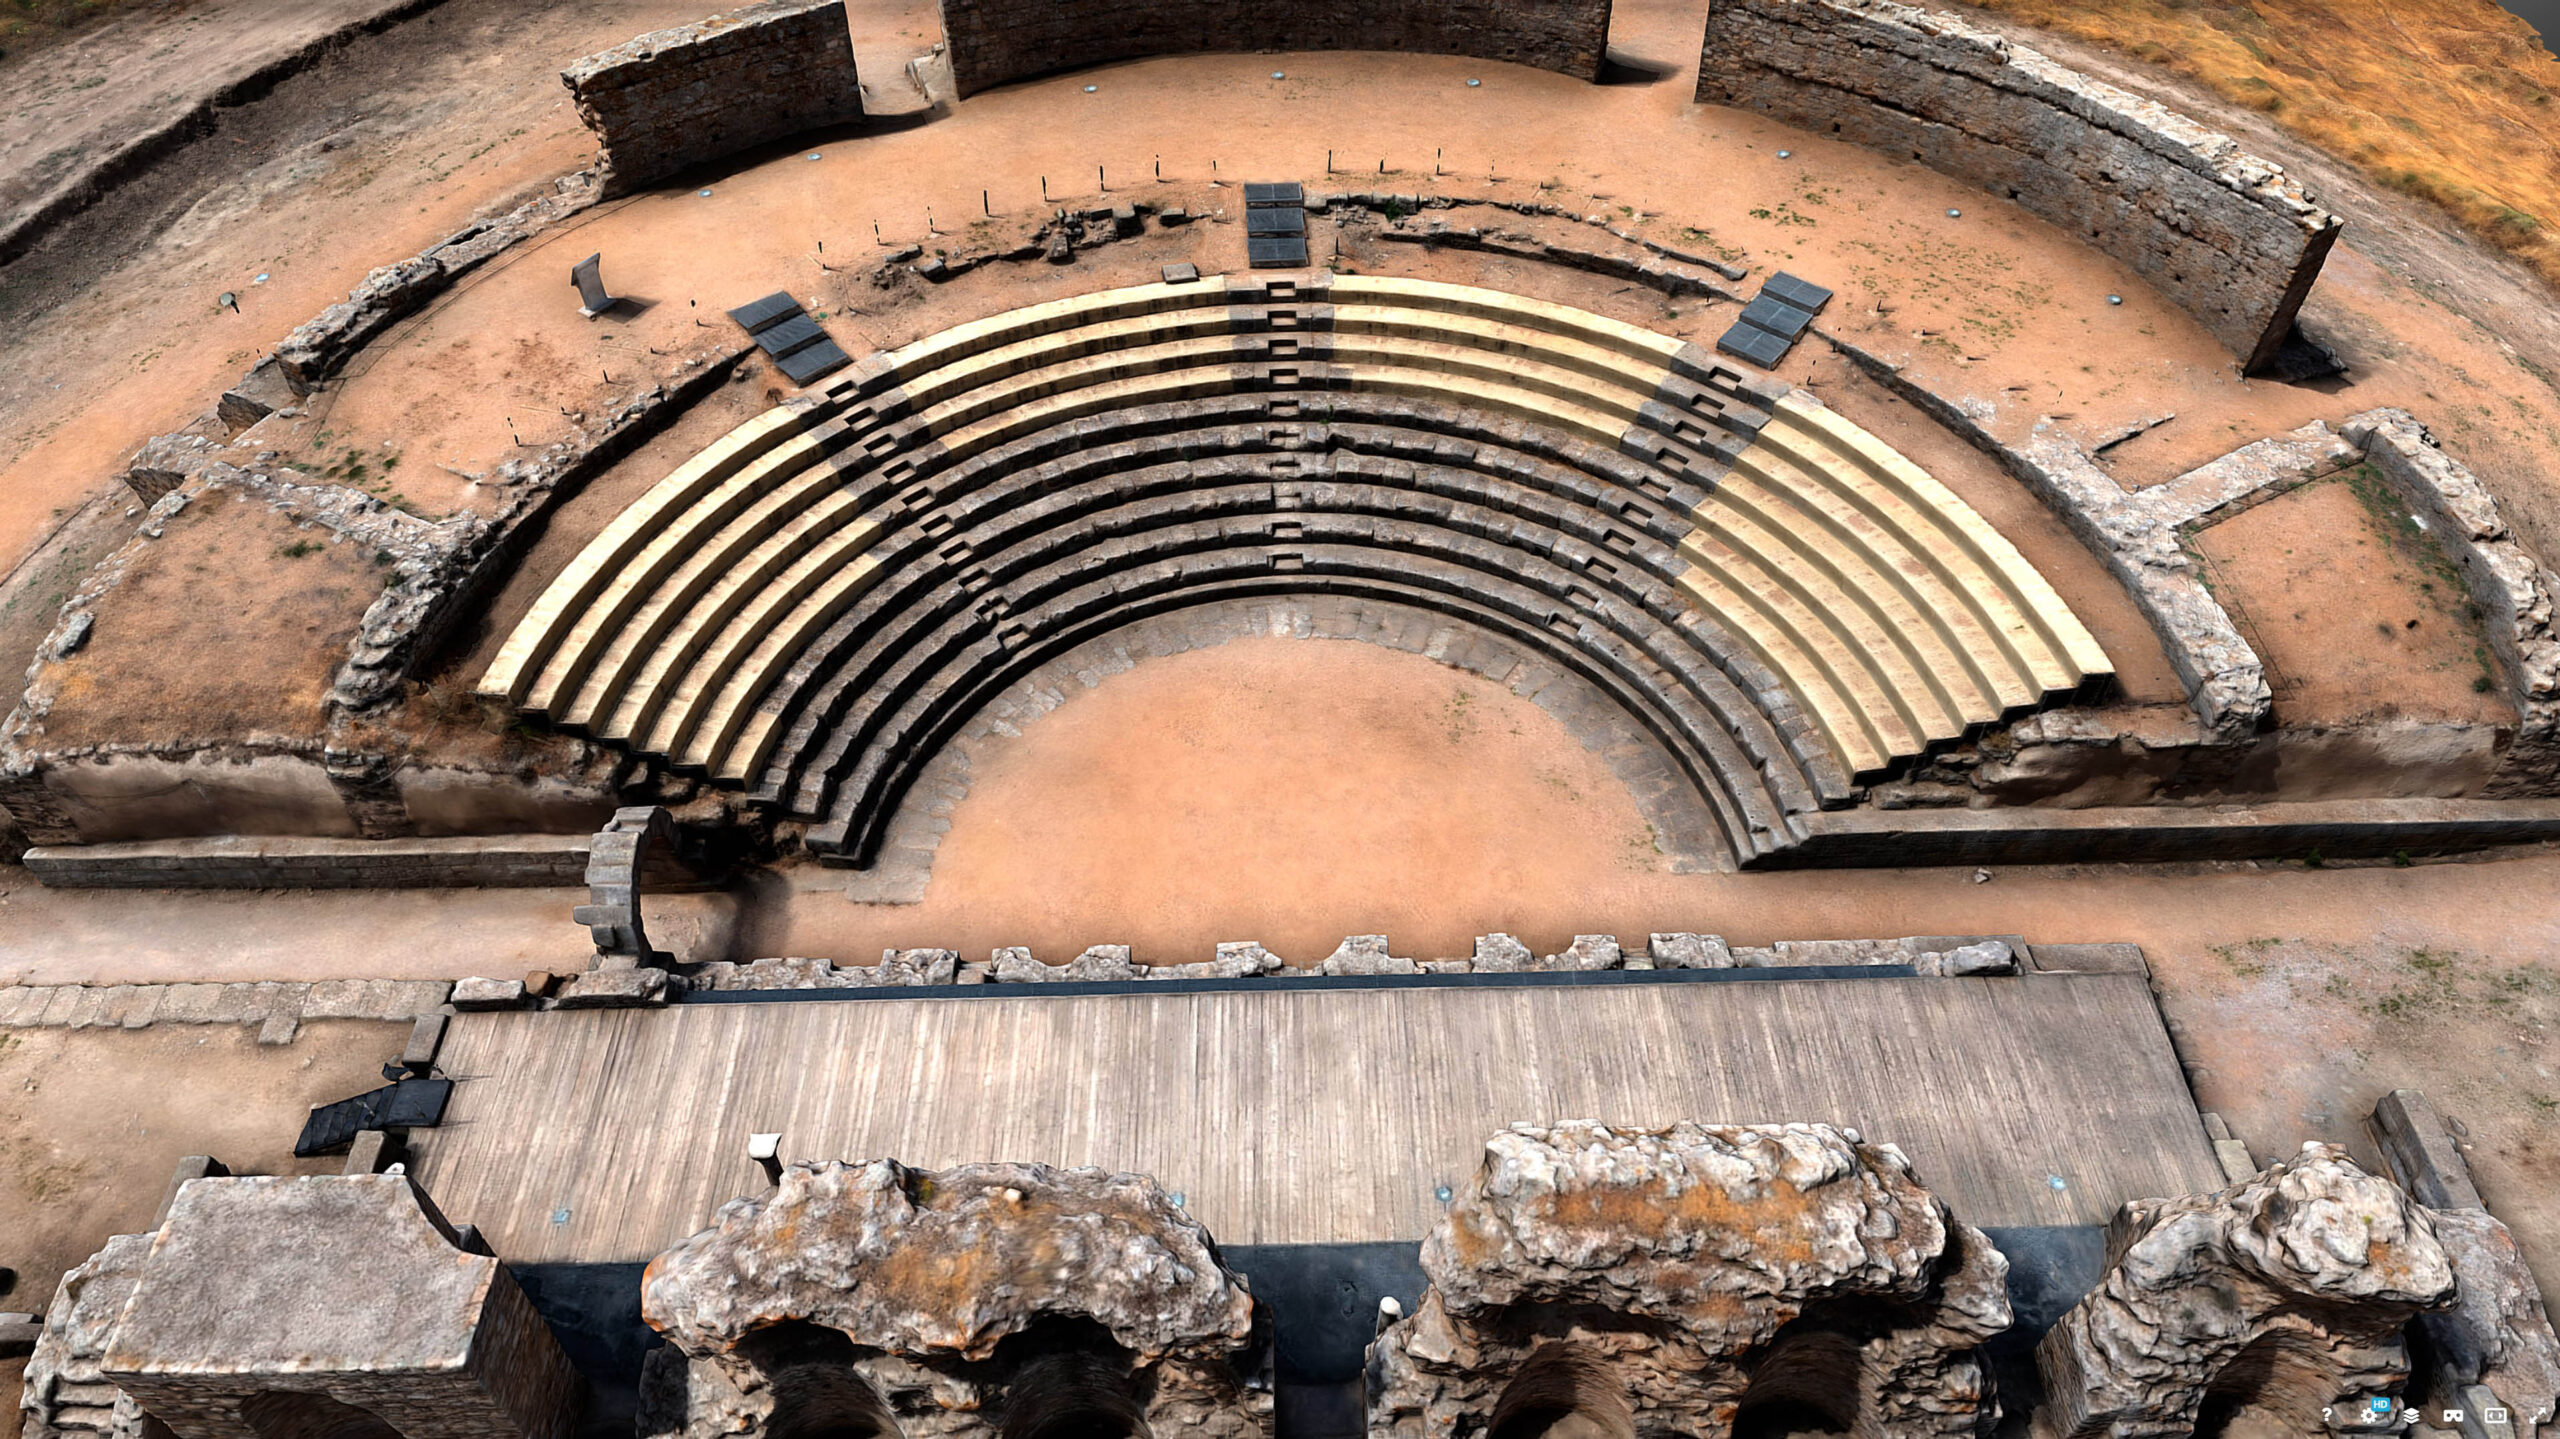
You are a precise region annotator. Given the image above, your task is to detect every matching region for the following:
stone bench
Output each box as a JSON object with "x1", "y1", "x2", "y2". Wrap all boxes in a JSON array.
[{"x1": 479, "y1": 275, "x2": 2108, "y2": 867}]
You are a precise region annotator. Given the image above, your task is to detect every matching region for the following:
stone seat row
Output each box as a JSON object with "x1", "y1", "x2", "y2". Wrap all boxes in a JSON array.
[
  {"x1": 479, "y1": 275, "x2": 2110, "y2": 863},
  {"x1": 753, "y1": 452, "x2": 1824, "y2": 863}
]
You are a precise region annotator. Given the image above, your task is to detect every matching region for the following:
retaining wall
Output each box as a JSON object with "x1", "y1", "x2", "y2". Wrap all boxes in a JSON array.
[
  {"x1": 1698, "y1": 0, "x2": 2340, "y2": 372},
  {"x1": 21, "y1": 834, "x2": 593, "y2": 889},
  {"x1": 1784, "y1": 796, "x2": 2560, "y2": 866},
  {"x1": 935, "y1": 0, "x2": 1614, "y2": 97},
  {"x1": 562, "y1": 0, "x2": 863, "y2": 196}
]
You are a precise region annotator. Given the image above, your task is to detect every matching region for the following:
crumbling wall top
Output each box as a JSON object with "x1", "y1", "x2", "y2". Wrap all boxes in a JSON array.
[
  {"x1": 1424, "y1": 1120, "x2": 2000, "y2": 1344},
  {"x1": 641, "y1": 1158, "x2": 1257, "y2": 1363}
]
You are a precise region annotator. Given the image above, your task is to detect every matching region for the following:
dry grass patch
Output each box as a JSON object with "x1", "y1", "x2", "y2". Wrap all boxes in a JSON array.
[{"x1": 1970, "y1": 0, "x2": 2560, "y2": 285}]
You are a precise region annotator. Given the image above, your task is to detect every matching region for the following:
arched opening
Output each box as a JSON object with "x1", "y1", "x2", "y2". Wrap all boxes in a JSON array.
[
  {"x1": 2193, "y1": 1329, "x2": 2344, "y2": 1439},
  {"x1": 238, "y1": 1390, "x2": 404, "y2": 1439},
  {"x1": 994, "y1": 1322, "x2": 1151, "y2": 1439},
  {"x1": 1486, "y1": 1343, "x2": 1635, "y2": 1439},
  {"x1": 740, "y1": 1321, "x2": 901, "y2": 1439},
  {"x1": 1732, "y1": 1325, "x2": 1863, "y2": 1439}
]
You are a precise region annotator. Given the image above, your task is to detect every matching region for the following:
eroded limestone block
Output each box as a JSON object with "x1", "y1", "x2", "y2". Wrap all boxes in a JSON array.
[
  {"x1": 1914, "y1": 940, "x2": 2016, "y2": 977},
  {"x1": 990, "y1": 944, "x2": 1140, "y2": 982},
  {"x1": 20, "y1": 1234, "x2": 158, "y2": 1439},
  {"x1": 1371, "y1": 1121, "x2": 2011, "y2": 1439},
  {"x1": 2421, "y1": 1208, "x2": 2560, "y2": 1433},
  {"x1": 2034, "y1": 1143, "x2": 2456, "y2": 1439},
  {"x1": 640, "y1": 1159, "x2": 1269, "y2": 1439},
  {"x1": 1536, "y1": 935, "x2": 1621, "y2": 971},
  {"x1": 1155, "y1": 942, "x2": 1285, "y2": 980}
]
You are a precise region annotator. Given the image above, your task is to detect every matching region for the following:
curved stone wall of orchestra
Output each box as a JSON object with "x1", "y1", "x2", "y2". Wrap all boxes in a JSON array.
[{"x1": 479, "y1": 272, "x2": 2110, "y2": 867}]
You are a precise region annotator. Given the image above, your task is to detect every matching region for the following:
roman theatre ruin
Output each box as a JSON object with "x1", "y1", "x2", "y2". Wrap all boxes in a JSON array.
[{"x1": 4, "y1": 1, "x2": 2560, "y2": 1438}]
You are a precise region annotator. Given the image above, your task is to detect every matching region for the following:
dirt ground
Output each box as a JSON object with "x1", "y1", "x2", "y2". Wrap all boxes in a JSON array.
[
  {"x1": 0, "y1": 1017, "x2": 410, "y2": 1439},
  {"x1": 28, "y1": 488, "x2": 382, "y2": 749},
  {"x1": 2195, "y1": 471, "x2": 2513, "y2": 726}
]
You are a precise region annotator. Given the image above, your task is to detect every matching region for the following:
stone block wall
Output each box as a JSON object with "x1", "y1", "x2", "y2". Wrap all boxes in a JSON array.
[
  {"x1": 563, "y1": 1, "x2": 862, "y2": 197},
  {"x1": 936, "y1": 0, "x2": 1614, "y2": 97},
  {"x1": 100, "y1": 1176, "x2": 581, "y2": 1439},
  {"x1": 1698, "y1": 0, "x2": 2341, "y2": 372}
]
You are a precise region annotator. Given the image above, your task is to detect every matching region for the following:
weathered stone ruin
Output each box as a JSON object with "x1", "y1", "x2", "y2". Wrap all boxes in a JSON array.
[
  {"x1": 19, "y1": 1234, "x2": 159, "y2": 1439},
  {"x1": 1369, "y1": 1120, "x2": 2012, "y2": 1439},
  {"x1": 562, "y1": 0, "x2": 863, "y2": 196},
  {"x1": 1698, "y1": 0, "x2": 2341, "y2": 373},
  {"x1": 2033, "y1": 1143, "x2": 2456, "y2": 1439},
  {"x1": 23, "y1": 1174, "x2": 578, "y2": 1439},
  {"x1": 638, "y1": 1158, "x2": 1272, "y2": 1439}
]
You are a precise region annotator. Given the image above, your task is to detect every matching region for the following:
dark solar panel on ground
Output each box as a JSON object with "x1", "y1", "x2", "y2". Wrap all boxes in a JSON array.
[
  {"x1": 295, "y1": 1078, "x2": 454, "y2": 1156},
  {"x1": 1249, "y1": 235, "x2": 1310, "y2": 268},
  {"x1": 756, "y1": 312, "x2": 826, "y2": 358},
  {"x1": 1716, "y1": 321, "x2": 1792, "y2": 369},
  {"x1": 727, "y1": 291, "x2": 803, "y2": 333},
  {"x1": 1762, "y1": 271, "x2": 1835, "y2": 314},
  {"x1": 1246, "y1": 208, "x2": 1307, "y2": 236},
  {"x1": 1739, "y1": 294, "x2": 1816, "y2": 340},
  {"x1": 777, "y1": 338, "x2": 852, "y2": 385},
  {"x1": 1244, "y1": 181, "x2": 1305, "y2": 207}
]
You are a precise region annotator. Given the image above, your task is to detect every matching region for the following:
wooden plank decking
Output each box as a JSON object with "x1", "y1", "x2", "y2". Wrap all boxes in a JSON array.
[{"x1": 407, "y1": 972, "x2": 2222, "y2": 1264}]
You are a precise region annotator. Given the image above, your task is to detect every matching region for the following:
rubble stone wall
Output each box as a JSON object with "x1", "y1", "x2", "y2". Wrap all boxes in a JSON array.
[
  {"x1": 563, "y1": 1, "x2": 862, "y2": 196},
  {"x1": 21, "y1": 834, "x2": 593, "y2": 889},
  {"x1": 935, "y1": 0, "x2": 1614, "y2": 97},
  {"x1": 640, "y1": 1159, "x2": 1268, "y2": 1439},
  {"x1": 1699, "y1": 0, "x2": 2341, "y2": 371},
  {"x1": 2033, "y1": 1145, "x2": 2454, "y2": 1439},
  {"x1": 2345, "y1": 410, "x2": 2560, "y2": 794},
  {"x1": 1371, "y1": 1121, "x2": 2010, "y2": 1439}
]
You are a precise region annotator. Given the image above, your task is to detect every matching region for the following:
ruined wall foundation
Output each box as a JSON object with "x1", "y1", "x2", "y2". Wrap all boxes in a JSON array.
[{"x1": 1370, "y1": 1121, "x2": 2011, "y2": 1439}]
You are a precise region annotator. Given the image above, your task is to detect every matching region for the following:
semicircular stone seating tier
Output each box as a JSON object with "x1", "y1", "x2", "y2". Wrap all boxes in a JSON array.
[{"x1": 478, "y1": 272, "x2": 2112, "y2": 867}]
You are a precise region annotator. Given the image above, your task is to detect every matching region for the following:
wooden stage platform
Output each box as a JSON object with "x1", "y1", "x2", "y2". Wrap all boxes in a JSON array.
[{"x1": 407, "y1": 971, "x2": 2222, "y2": 1264}]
